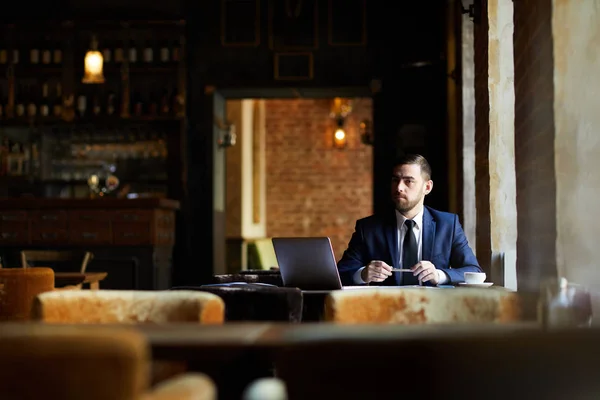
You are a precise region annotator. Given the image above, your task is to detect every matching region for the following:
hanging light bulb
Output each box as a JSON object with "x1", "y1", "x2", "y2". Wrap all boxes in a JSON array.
[
  {"x1": 82, "y1": 35, "x2": 105, "y2": 84},
  {"x1": 333, "y1": 117, "x2": 347, "y2": 149}
]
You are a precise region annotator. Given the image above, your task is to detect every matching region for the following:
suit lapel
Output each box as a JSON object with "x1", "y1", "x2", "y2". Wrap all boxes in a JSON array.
[
  {"x1": 384, "y1": 211, "x2": 398, "y2": 267},
  {"x1": 422, "y1": 207, "x2": 436, "y2": 261},
  {"x1": 383, "y1": 210, "x2": 399, "y2": 285}
]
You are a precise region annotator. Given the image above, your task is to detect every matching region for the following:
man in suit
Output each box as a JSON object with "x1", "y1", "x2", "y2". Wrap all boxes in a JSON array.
[{"x1": 337, "y1": 154, "x2": 481, "y2": 286}]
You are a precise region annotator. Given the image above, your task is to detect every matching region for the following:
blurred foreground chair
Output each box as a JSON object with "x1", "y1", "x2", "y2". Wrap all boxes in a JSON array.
[
  {"x1": 273, "y1": 326, "x2": 600, "y2": 399},
  {"x1": 31, "y1": 290, "x2": 225, "y2": 388},
  {"x1": 0, "y1": 267, "x2": 79, "y2": 322},
  {"x1": 172, "y1": 284, "x2": 303, "y2": 322},
  {"x1": 324, "y1": 287, "x2": 521, "y2": 324},
  {"x1": 32, "y1": 290, "x2": 225, "y2": 324},
  {"x1": 0, "y1": 324, "x2": 216, "y2": 400}
]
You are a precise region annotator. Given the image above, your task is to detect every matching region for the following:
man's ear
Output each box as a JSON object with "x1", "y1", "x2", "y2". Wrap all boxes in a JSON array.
[{"x1": 424, "y1": 180, "x2": 433, "y2": 195}]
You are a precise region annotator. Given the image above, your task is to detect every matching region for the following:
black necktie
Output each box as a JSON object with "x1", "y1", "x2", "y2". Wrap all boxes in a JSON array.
[{"x1": 402, "y1": 219, "x2": 419, "y2": 285}]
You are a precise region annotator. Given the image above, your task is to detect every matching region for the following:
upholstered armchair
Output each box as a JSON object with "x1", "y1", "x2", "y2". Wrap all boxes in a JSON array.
[
  {"x1": 324, "y1": 287, "x2": 521, "y2": 324},
  {"x1": 0, "y1": 267, "x2": 77, "y2": 322},
  {"x1": 31, "y1": 290, "x2": 225, "y2": 324},
  {"x1": 0, "y1": 324, "x2": 216, "y2": 400}
]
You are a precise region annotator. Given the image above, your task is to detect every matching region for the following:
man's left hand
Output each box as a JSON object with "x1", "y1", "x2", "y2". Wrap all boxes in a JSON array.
[{"x1": 411, "y1": 261, "x2": 439, "y2": 285}]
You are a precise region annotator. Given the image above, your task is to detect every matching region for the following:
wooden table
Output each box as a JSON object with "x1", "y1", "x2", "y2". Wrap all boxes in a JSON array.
[{"x1": 54, "y1": 272, "x2": 108, "y2": 290}]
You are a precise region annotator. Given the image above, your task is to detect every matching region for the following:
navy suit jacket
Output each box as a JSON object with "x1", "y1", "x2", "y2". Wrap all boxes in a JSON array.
[{"x1": 337, "y1": 206, "x2": 482, "y2": 286}]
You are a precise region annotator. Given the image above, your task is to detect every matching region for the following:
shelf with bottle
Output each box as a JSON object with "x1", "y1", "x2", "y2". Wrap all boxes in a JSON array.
[
  {"x1": 1, "y1": 79, "x2": 185, "y2": 126},
  {"x1": 0, "y1": 36, "x2": 64, "y2": 79},
  {"x1": 41, "y1": 124, "x2": 171, "y2": 187},
  {"x1": 0, "y1": 80, "x2": 64, "y2": 126},
  {"x1": 0, "y1": 131, "x2": 41, "y2": 180}
]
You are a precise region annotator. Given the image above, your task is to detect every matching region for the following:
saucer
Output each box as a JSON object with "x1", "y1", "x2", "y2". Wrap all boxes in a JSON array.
[{"x1": 458, "y1": 282, "x2": 493, "y2": 288}]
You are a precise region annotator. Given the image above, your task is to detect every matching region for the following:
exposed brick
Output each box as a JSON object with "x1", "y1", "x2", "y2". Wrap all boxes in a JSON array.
[{"x1": 265, "y1": 99, "x2": 373, "y2": 261}]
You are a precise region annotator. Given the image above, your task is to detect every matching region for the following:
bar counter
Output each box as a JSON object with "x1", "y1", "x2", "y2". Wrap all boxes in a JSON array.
[{"x1": 0, "y1": 197, "x2": 180, "y2": 290}]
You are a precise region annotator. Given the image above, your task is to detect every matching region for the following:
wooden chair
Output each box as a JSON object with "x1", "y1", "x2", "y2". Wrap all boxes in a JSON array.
[{"x1": 20, "y1": 250, "x2": 94, "y2": 273}]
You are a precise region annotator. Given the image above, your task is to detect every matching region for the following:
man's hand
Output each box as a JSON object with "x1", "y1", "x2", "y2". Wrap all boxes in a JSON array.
[
  {"x1": 361, "y1": 260, "x2": 393, "y2": 283},
  {"x1": 411, "y1": 261, "x2": 439, "y2": 285}
]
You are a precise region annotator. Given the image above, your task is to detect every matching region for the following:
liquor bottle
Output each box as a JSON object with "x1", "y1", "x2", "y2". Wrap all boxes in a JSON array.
[
  {"x1": 40, "y1": 82, "x2": 50, "y2": 117},
  {"x1": 0, "y1": 46, "x2": 7, "y2": 64},
  {"x1": 31, "y1": 142, "x2": 40, "y2": 179},
  {"x1": 143, "y1": 41, "x2": 153, "y2": 63},
  {"x1": 132, "y1": 90, "x2": 143, "y2": 116},
  {"x1": 77, "y1": 94, "x2": 87, "y2": 119},
  {"x1": 53, "y1": 42, "x2": 62, "y2": 64},
  {"x1": 171, "y1": 88, "x2": 184, "y2": 117},
  {"x1": 159, "y1": 41, "x2": 169, "y2": 63},
  {"x1": 30, "y1": 40, "x2": 40, "y2": 64},
  {"x1": 92, "y1": 95, "x2": 101, "y2": 116},
  {"x1": 114, "y1": 41, "x2": 124, "y2": 64},
  {"x1": 159, "y1": 88, "x2": 170, "y2": 115},
  {"x1": 12, "y1": 45, "x2": 19, "y2": 64},
  {"x1": 103, "y1": 47, "x2": 111, "y2": 63},
  {"x1": 106, "y1": 91, "x2": 116, "y2": 116},
  {"x1": 41, "y1": 37, "x2": 52, "y2": 65},
  {"x1": 53, "y1": 82, "x2": 63, "y2": 117},
  {"x1": 128, "y1": 40, "x2": 137, "y2": 63},
  {"x1": 171, "y1": 40, "x2": 180, "y2": 63},
  {"x1": 26, "y1": 84, "x2": 37, "y2": 118},
  {"x1": 148, "y1": 90, "x2": 158, "y2": 115},
  {"x1": 15, "y1": 84, "x2": 25, "y2": 118}
]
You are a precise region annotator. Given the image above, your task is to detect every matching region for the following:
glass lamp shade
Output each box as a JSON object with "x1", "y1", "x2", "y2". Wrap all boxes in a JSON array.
[{"x1": 82, "y1": 50, "x2": 105, "y2": 84}]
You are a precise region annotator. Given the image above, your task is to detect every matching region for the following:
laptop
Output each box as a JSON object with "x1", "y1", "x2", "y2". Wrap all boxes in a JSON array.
[{"x1": 272, "y1": 237, "x2": 366, "y2": 292}]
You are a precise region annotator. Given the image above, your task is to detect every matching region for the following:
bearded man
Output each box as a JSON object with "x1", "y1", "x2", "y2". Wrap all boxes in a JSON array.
[{"x1": 337, "y1": 154, "x2": 481, "y2": 286}]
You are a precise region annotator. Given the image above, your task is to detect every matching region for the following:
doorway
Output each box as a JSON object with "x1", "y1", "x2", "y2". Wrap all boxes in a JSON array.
[{"x1": 219, "y1": 91, "x2": 374, "y2": 274}]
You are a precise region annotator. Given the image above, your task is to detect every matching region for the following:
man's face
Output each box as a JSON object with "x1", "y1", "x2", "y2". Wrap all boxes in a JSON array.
[{"x1": 390, "y1": 163, "x2": 433, "y2": 213}]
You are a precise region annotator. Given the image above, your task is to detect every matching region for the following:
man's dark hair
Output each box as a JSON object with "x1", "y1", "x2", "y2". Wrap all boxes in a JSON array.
[{"x1": 392, "y1": 154, "x2": 432, "y2": 180}]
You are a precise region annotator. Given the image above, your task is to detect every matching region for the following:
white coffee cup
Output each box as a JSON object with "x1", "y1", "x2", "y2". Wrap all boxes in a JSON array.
[{"x1": 464, "y1": 272, "x2": 486, "y2": 284}]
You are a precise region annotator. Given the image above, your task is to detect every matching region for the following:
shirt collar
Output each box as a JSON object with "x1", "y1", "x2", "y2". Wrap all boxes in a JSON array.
[{"x1": 395, "y1": 207, "x2": 424, "y2": 230}]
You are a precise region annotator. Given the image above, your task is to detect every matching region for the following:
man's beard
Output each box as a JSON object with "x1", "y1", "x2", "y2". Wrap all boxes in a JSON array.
[{"x1": 394, "y1": 196, "x2": 421, "y2": 214}]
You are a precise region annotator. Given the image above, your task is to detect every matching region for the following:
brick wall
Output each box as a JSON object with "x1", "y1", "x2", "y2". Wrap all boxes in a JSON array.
[
  {"x1": 265, "y1": 98, "x2": 373, "y2": 261},
  {"x1": 513, "y1": 0, "x2": 556, "y2": 291},
  {"x1": 474, "y1": 0, "x2": 492, "y2": 273}
]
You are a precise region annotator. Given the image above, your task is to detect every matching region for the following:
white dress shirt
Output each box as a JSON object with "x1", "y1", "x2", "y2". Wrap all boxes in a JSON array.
[{"x1": 353, "y1": 208, "x2": 448, "y2": 285}]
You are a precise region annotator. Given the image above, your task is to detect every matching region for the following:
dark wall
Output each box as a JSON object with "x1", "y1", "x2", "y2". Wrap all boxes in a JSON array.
[{"x1": 2, "y1": 0, "x2": 184, "y2": 20}]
